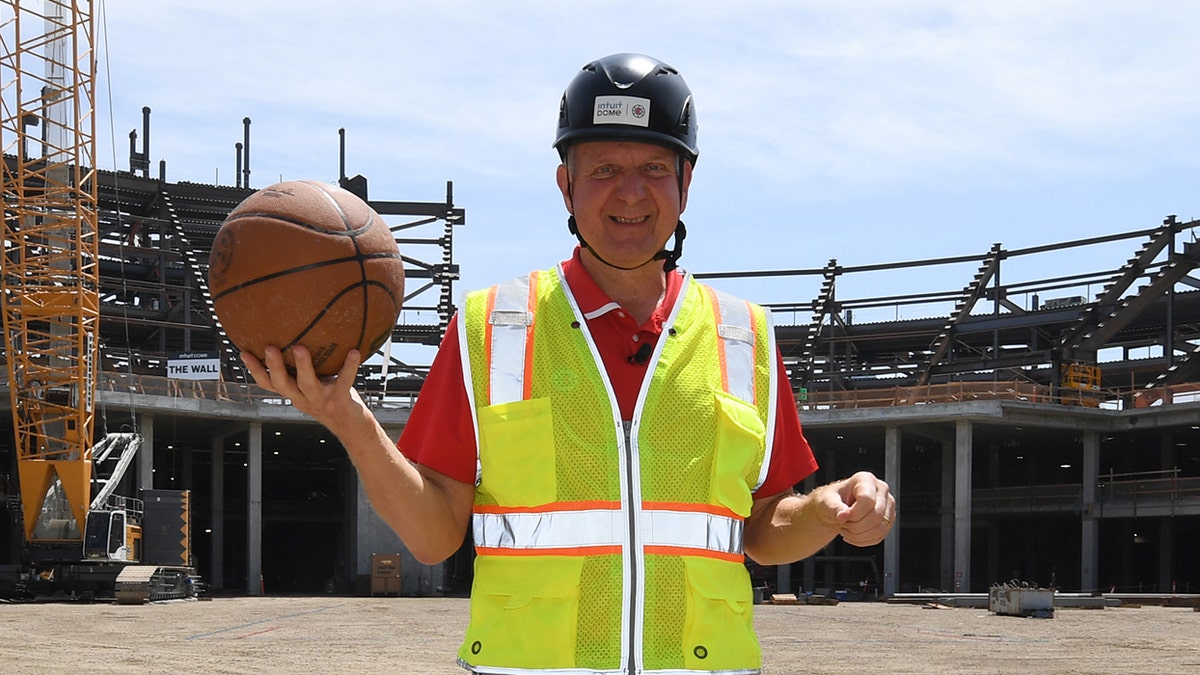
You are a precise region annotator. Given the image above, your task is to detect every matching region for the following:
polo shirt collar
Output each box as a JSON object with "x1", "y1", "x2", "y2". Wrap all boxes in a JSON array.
[{"x1": 559, "y1": 246, "x2": 685, "y2": 330}]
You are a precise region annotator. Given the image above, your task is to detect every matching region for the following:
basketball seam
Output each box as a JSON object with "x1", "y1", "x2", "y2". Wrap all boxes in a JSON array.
[
  {"x1": 221, "y1": 211, "x2": 374, "y2": 236},
  {"x1": 307, "y1": 180, "x2": 356, "y2": 233},
  {"x1": 211, "y1": 252, "x2": 402, "y2": 301},
  {"x1": 282, "y1": 279, "x2": 398, "y2": 353}
]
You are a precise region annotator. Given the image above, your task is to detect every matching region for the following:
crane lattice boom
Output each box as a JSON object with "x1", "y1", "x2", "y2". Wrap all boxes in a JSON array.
[{"x1": 2, "y1": 0, "x2": 100, "y2": 545}]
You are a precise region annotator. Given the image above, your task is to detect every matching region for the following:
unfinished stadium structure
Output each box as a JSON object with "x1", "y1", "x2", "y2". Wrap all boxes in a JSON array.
[{"x1": 3, "y1": 109, "x2": 1199, "y2": 600}]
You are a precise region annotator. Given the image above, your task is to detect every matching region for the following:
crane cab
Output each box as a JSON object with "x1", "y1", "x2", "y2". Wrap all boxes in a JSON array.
[{"x1": 83, "y1": 505, "x2": 142, "y2": 563}]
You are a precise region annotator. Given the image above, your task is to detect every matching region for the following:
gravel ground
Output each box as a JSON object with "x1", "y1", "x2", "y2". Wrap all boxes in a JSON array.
[{"x1": 2, "y1": 596, "x2": 1198, "y2": 674}]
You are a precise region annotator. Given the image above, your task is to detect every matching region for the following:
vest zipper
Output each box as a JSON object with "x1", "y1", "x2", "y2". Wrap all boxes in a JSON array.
[{"x1": 622, "y1": 420, "x2": 639, "y2": 675}]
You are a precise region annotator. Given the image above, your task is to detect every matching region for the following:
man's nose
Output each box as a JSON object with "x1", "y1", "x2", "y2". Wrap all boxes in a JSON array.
[{"x1": 614, "y1": 172, "x2": 647, "y2": 203}]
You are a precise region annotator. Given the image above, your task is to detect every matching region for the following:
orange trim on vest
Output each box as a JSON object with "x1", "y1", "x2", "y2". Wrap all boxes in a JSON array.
[
  {"x1": 474, "y1": 500, "x2": 620, "y2": 514},
  {"x1": 747, "y1": 298, "x2": 760, "y2": 406},
  {"x1": 706, "y1": 286, "x2": 730, "y2": 395},
  {"x1": 522, "y1": 270, "x2": 540, "y2": 401},
  {"x1": 642, "y1": 501, "x2": 741, "y2": 519},
  {"x1": 476, "y1": 544, "x2": 623, "y2": 557},
  {"x1": 474, "y1": 500, "x2": 740, "y2": 519},
  {"x1": 644, "y1": 545, "x2": 746, "y2": 564}
]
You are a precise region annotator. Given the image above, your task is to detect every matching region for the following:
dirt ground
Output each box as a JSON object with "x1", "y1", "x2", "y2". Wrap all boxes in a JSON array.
[{"x1": 2, "y1": 595, "x2": 1198, "y2": 674}]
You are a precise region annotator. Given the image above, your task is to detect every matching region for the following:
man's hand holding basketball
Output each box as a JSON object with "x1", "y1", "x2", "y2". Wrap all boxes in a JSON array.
[{"x1": 242, "y1": 345, "x2": 367, "y2": 439}]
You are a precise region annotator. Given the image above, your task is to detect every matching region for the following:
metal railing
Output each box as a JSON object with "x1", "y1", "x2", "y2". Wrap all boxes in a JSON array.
[
  {"x1": 799, "y1": 380, "x2": 1200, "y2": 411},
  {"x1": 93, "y1": 369, "x2": 416, "y2": 409},
  {"x1": 973, "y1": 482, "x2": 1082, "y2": 511},
  {"x1": 799, "y1": 381, "x2": 1049, "y2": 409},
  {"x1": 1097, "y1": 470, "x2": 1200, "y2": 508},
  {"x1": 971, "y1": 471, "x2": 1200, "y2": 514}
]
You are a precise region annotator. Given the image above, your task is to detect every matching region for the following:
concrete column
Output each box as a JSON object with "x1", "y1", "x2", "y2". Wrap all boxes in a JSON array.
[
  {"x1": 954, "y1": 419, "x2": 973, "y2": 592},
  {"x1": 210, "y1": 437, "x2": 225, "y2": 590},
  {"x1": 247, "y1": 422, "x2": 263, "y2": 596},
  {"x1": 138, "y1": 413, "x2": 155, "y2": 491},
  {"x1": 1081, "y1": 431, "x2": 1099, "y2": 593},
  {"x1": 940, "y1": 438, "x2": 955, "y2": 591},
  {"x1": 883, "y1": 425, "x2": 901, "y2": 597}
]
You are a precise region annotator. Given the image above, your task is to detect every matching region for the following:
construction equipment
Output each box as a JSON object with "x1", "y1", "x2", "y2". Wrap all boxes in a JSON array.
[
  {"x1": 988, "y1": 580, "x2": 1056, "y2": 618},
  {"x1": 1061, "y1": 363, "x2": 1103, "y2": 407},
  {"x1": 1, "y1": 0, "x2": 199, "y2": 602}
]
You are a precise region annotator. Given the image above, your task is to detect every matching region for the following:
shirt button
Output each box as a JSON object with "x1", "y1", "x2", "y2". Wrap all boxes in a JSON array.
[{"x1": 632, "y1": 334, "x2": 640, "y2": 342}]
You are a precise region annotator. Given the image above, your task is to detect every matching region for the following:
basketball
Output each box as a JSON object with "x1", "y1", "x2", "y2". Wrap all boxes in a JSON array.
[{"x1": 208, "y1": 180, "x2": 405, "y2": 377}]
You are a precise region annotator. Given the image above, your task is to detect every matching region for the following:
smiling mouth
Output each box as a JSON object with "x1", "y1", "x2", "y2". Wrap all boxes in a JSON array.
[{"x1": 612, "y1": 216, "x2": 648, "y2": 224}]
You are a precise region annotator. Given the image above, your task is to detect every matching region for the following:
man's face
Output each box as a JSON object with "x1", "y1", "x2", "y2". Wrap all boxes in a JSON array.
[{"x1": 556, "y1": 141, "x2": 692, "y2": 271}]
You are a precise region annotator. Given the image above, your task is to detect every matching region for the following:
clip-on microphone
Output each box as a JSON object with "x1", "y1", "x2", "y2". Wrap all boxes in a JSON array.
[{"x1": 627, "y1": 342, "x2": 653, "y2": 365}]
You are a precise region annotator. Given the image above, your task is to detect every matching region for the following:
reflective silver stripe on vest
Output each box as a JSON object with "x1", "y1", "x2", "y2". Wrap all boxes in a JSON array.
[
  {"x1": 474, "y1": 508, "x2": 743, "y2": 556},
  {"x1": 640, "y1": 509, "x2": 743, "y2": 554},
  {"x1": 488, "y1": 275, "x2": 533, "y2": 406},
  {"x1": 713, "y1": 289, "x2": 756, "y2": 405}
]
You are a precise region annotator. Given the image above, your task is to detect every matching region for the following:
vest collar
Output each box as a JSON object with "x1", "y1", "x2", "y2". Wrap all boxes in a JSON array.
[{"x1": 562, "y1": 246, "x2": 686, "y2": 331}]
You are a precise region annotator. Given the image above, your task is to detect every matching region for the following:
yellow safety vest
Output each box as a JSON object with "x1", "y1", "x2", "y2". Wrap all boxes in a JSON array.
[{"x1": 457, "y1": 264, "x2": 777, "y2": 674}]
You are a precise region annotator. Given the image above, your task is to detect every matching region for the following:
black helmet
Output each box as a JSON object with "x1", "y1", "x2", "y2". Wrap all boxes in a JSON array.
[{"x1": 554, "y1": 53, "x2": 698, "y2": 165}]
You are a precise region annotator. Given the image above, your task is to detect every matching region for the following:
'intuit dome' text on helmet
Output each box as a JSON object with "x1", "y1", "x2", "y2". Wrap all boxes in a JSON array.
[{"x1": 554, "y1": 53, "x2": 698, "y2": 165}]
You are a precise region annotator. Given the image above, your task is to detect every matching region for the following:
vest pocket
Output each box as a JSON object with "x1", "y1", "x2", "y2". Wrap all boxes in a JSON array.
[
  {"x1": 459, "y1": 555, "x2": 584, "y2": 668},
  {"x1": 477, "y1": 397, "x2": 556, "y2": 505},
  {"x1": 681, "y1": 556, "x2": 760, "y2": 670},
  {"x1": 711, "y1": 390, "x2": 766, "y2": 517}
]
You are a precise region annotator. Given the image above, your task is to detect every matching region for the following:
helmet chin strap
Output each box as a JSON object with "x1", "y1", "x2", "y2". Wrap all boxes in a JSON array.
[{"x1": 568, "y1": 216, "x2": 687, "y2": 272}]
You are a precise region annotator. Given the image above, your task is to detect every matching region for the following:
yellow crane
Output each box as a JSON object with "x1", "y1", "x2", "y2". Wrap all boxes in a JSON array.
[
  {"x1": 2, "y1": 0, "x2": 196, "y2": 601},
  {"x1": 2, "y1": 0, "x2": 103, "y2": 557}
]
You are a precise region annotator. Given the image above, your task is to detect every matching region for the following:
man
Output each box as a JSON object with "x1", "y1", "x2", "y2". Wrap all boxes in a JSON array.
[{"x1": 244, "y1": 53, "x2": 895, "y2": 674}]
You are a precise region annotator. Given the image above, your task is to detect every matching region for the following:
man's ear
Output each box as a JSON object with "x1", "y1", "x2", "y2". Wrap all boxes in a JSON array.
[
  {"x1": 679, "y1": 160, "x2": 694, "y2": 214},
  {"x1": 556, "y1": 163, "x2": 573, "y2": 213}
]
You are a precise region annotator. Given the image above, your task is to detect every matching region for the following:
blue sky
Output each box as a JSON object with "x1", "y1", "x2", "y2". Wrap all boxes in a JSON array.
[{"x1": 95, "y1": 1, "x2": 1200, "y2": 326}]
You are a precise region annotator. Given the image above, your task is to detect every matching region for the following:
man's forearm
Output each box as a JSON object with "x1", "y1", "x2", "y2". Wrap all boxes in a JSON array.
[
  {"x1": 743, "y1": 488, "x2": 842, "y2": 566},
  {"x1": 744, "y1": 472, "x2": 895, "y2": 565},
  {"x1": 334, "y1": 405, "x2": 473, "y2": 565}
]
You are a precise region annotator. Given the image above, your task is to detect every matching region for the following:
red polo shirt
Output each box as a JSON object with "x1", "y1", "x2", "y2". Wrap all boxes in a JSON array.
[{"x1": 397, "y1": 248, "x2": 818, "y2": 498}]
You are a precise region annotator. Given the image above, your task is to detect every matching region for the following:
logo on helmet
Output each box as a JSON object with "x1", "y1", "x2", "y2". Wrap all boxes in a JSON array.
[{"x1": 593, "y1": 96, "x2": 651, "y2": 128}]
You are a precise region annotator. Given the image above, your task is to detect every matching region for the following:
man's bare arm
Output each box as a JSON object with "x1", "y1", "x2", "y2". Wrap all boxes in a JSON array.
[
  {"x1": 243, "y1": 345, "x2": 474, "y2": 564},
  {"x1": 744, "y1": 471, "x2": 894, "y2": 566}
]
